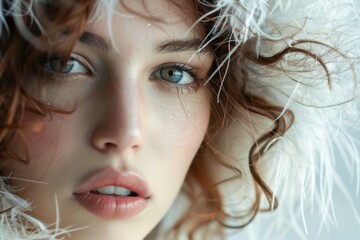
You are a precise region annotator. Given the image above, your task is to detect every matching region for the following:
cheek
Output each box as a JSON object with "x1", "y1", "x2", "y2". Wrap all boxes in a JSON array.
[
  {"x1": 4, "y1": 114, "x2": 72, "y2": 179},
  {"x1": 154, "y1": 94, "x2": 210, "y2": 148},
  {"x1": 148, "y1": 89, "x2": 210, "y2": 196},
  {"x1": 146, "y1": 98, "x2": 210, "y2": 219}
]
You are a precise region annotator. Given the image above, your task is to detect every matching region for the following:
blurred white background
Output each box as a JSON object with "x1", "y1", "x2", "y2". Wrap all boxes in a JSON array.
[{"x1": 229, "y1": 133, "x2": 360, "y2": 240}]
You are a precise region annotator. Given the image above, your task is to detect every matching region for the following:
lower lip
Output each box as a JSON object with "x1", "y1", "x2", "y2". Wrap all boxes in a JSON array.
[{"x1": 73, "y1": 193, "x2": 149, "y2": 219}]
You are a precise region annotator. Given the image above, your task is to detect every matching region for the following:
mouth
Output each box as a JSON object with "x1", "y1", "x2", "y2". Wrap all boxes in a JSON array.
[
  {"x1": 73, "y1": 168, "x2": 151, "y2": 220},
  {"x1": 90, "y1": 186, "x2": 139, "y2": 197}
]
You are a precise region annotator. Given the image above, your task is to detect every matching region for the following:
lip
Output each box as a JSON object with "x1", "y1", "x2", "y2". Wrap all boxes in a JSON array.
[{"x1": 73, "y1": 168, "x2": 151, "y2": 220}]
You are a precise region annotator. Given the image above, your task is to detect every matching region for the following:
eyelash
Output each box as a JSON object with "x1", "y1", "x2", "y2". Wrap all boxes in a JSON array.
[
  {"x1": 39, "y1": 54, "x2": 94, "y2": 82},
  {"x1": 39, "y1": 54, "x2": 202, "y2": 94},
  {"x1": 149, "y1": 64, "x2": 201, "y2": 94}
]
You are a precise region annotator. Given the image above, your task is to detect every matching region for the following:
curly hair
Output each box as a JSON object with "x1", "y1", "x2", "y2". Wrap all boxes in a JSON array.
[{"x1": 168, "y1": 1, "x2": 337, "y2": 239}]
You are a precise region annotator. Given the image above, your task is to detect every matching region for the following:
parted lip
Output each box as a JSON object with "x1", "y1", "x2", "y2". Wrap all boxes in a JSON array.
[{"x1": 73, "y1": 168, "x2": 151, "y2": 198}]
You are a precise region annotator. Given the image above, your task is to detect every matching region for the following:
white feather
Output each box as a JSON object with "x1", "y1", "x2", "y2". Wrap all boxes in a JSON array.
[
  {"x1": 193, "y1": 0, "x2": 360, "y2": 239},
  {"x1": 0, "y1": 176, "x2": 76, "y2": 240}
]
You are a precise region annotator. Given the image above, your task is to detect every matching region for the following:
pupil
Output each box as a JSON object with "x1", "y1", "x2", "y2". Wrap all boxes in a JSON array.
[{"x1": 160, "y1": 67, "x2": 183, "y2": 83}]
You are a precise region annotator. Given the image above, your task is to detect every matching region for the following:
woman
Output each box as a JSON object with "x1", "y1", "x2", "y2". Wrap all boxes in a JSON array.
[{"x1": 0, "y1": 0, "x2": 359, "y2": 239}]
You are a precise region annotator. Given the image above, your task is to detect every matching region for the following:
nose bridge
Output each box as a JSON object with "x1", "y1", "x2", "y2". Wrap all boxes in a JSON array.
[
  {"x1": 114, "y1": 77, "x2": 142, "y2": 138},
  {"x1": 91, "y1": 70, "x2": 143, "y2": 154}
]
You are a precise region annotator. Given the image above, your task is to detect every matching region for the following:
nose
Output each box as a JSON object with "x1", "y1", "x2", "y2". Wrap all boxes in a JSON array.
[{"x1": 91, "y1": 77, "x2": 143, "y2": 154}]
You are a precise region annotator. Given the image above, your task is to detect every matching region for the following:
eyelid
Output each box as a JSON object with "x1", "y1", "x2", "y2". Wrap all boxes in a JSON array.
[
  {"x1": 149, "y1": 63, "x2": 201, "y2": 94},
  {"x1": 43, "y1": 52, "x2": 95, "y2": 74},
  {"x1": 66, "y1": 53, "x2": 95, "y2": 74},
  {"x1": 40, "y1": 52, "x2": 96, "y2": 84},
  {"x1": 150, "y1": 63, "x2": 198, "y2": 81}
]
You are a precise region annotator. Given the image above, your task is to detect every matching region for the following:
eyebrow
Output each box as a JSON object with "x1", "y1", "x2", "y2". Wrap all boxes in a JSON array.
[
  {"x1": 79, "y1": 32, "x2": 110, "y2": 52},
  {"x1": 155, "y1": 39, "x2": 205, "y2": 53},
  {"x1": 79, "y1": 31, "x2": 205, "y2": 54}
]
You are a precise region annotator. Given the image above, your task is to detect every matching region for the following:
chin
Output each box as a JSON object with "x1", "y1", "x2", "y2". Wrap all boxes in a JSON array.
[{"x1": 65, "y1": 223, "x2": 150, "y2": 240}]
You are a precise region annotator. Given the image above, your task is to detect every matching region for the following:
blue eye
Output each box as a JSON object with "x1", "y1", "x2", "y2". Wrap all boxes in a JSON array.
[
  {"x1": 45, "y1": 56, "x2": 89, "y2": 74},
  {"x1": 153, "y1": 66, "x2": 195, "y2": 84}
]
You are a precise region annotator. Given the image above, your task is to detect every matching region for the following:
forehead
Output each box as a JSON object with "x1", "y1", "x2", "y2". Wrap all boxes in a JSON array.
[
  {"x1": 85, "y1": 0, "x2": 203, "y2": 52},
  {"x1": 90, "y1": 0, "x2": 199, "y2": 31}
]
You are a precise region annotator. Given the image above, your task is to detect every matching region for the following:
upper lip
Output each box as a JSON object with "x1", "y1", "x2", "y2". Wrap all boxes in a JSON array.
[{"x1": 73, "y1": 168, "x2": 151, "y2": 198}]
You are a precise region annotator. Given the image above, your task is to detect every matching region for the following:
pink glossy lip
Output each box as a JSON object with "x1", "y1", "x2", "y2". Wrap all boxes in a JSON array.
[{"x1": 73, "y1": 168, "x2": 151, "y2": 220}]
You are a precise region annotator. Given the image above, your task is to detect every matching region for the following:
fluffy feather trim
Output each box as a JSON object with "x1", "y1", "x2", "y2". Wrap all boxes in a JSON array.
[{"x1": 204, "y1": 0, "x2": 360, "y2": 238}]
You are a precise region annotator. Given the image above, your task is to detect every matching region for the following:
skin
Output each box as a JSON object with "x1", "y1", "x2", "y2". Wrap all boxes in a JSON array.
[{"x1": 4, "y1": 0, "x2": 213, "y2": 239}]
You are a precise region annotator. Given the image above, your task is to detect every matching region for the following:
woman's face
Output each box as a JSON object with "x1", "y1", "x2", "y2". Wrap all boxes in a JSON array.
[{"x1": 5, "y1": 0, "x2": 212, "y2": 239}]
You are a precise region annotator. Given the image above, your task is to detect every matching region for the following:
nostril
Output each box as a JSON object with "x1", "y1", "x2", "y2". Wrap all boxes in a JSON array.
[
  {"x1": 104, "y1": 142, "x2": 118, "y2": 150},
  {"x1": 131, "y1": 144, "x2": 140, "y2": 151}
]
